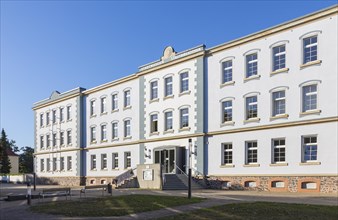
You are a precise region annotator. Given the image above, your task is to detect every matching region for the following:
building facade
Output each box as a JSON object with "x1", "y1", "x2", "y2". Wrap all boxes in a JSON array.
[{"x1": 33, "y1": 6, "x2": 338, "y2": 192}]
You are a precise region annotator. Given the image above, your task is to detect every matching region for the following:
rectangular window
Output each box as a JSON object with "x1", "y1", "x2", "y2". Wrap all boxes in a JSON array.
[
  {"x1": 52, "y1": 133, "x2": 57, "y2": 147},
  {"x1": 124, "y1": 152, "x2": 131, "y2": 169},
  {"x1": 67, "y1": 156, "x2": 72, "y2": 170},
  {"x1": 40, "y1": 114, "x2": 44, "y2": 127},
  {"x1": 124, "y1": 120, "x2": 131, "y2": 137},
  {"x1": 246, "y1": 96, "x2": 258, "y2": 119},
  {"x1": 222, "y1": 100, "x2": 233, "y2": 122},
  {"x1": 272, "y1": 139, "x2": 286, "y2": 163},
  {"x1": 101, "y1": 97, "x2": 106, "y2": 113},
  {"x1": 60, "y1": 131, "x2": 64, "y2": 146},
  {"x1": 90, "y1": 100, "x2": 95, "y2": 116},
  {"x1": 246, "y1": 141, "x2": 258, "y2": 164},
  {"x1": 52, "y1": 110, "x2": 56, "y2": 124},
  {"x1": 222, "y1": 60, "x2": 233, "y2": 83},
  {"x1": 180, "y1": 108, "x2": 189, "y2": 128},
  {"x1": 150, "y1": 81, "x2": 158, "y2": 100},
  {"x1": 112, "y1": 153, "x2": 118, "y2": 169},
  {"x1": 40, "y1": 136, "x2": 44, "y2": 149},
  {"x1": 303, "y1": 36, "x2": 317, "y2": 64},
  {"x1": 180, "y1": 72, "x2": 189, "y2": 93},
  {"x1": 302, "y1": 85, "x2": 317, "y2": 112},
  {"x1": 246, "y1": 53, "x2": 258, "y2": 78},
  {"x1": 165, "y1": 111, "x2": 173, "y2": 131},
  {"x1": 272, "y1": 91, "x2": 286, "y2": 116},
  {"x1": 46, "y1": 112, "x2": 50, "y2": 125},
  {"x1": 67, "y1": 130, "x2": 71, "y2": 145},
  {"x1": 101, "y1": 124, "x2": 107, "y2": 141},
  {"x1": 67, "y1": 106, "x2": 71, "y2": 120},
  {"x1": 124, "y1": 90, "x2": 131, "y2": 107},
  {"x1": 40, "y1": 159, "x2": 44, "y2": 172},
  {"x1": 47, "y1": 158, "x2": 50, "y2": 171},
  {"x1": 303, "y1": 136, "x2": 317, "y2": 162},
  {"x1": 150, "y1": 114, "x2": 158, "y2": 133},
  {"x1": 101, "y1": 154, "x2": 107, "y2": 169},
  {"x1": 222, "y1": 143, "x2": 233, "y2": 165},
  {"x1": 91, "y1": 155, "x2": 96, "y2": 170},
  {"x1": 46, "y1": 134, "x2": 50, "y2": 148},
  {"x1": 272, "y1": 45, "x2": 286, "y2": 71},
  {"x1": 112, "y1": 94, "x2": 118, "y2": 110},
  {"x1": 60, "y1": 108, "x2": 64, "y2": 122},
  {"x1": 52, "y1": 158, "x2": 57, "y2": 171},
  {"x1": 60, "y1": 157, "x2": 65, "y2": 171},
  {"x1": 112, "y1": 123, "x2": 118, "y2": 139},
  {"x1": 164, "y1": 76, "x2": 173, "y2": 97},
  {"x1": 91, "y1": 127, "x2": 96, "y2": 142}
]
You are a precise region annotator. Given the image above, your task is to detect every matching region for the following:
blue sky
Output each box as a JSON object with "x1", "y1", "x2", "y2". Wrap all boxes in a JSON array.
[{"x1": 0, "y1": 0, "x2": 336, "y2": 150}]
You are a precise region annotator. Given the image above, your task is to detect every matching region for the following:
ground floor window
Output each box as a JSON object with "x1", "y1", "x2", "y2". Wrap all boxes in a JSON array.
[{"x1": 124, "y1": 152, "x2": 131, "y2": 169}]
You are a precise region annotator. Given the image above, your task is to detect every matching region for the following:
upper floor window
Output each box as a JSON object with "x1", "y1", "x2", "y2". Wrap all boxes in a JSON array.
[
  {"x1": 40, "y1": 136, "x2": 44, "y2": 149},
  {"x1": 302, "y1": 136, "x2": 317, "y2": 162},
  {"x1": 180, "y1": 72, "x2": 189, "y2": 93},
  {"x1": 124, "y1": 90, "x2": 131, "y2": 107},
  {"x1": 90, "y1": 100, "x2": 95, "y2": 116},
  {"x1": 52, "y1": 133, "x2": 57, "y2": 147},
  {"x1": 164, "y1": 111, "x2": 173, "y2": 131},
  {"x1": 246, "y1": 53, "x2": 258, "y2": 78},
  {"x1": 222, "y1": 143, "x2": 233, "y2": 165},
  {"x1": 90, "y1": 126, "x2": 96, "y2": 142},
  {"x1": 67, "y1": 130, "x2": 72, "y2": 145},
  {"x1": 164, "y1": 76, "x2": 173, "y2": 97},
  {"x1": 60, "y1": 131, "x2": 64, "y2": 146},
  {"x1": 246, "y1": 96, "x2": 258, "y2": 119},
  {"x1": 150, "y1": 114, "x2": 158, "y2": 133},
  {"x1": 67, "y1": 106, "x2": 71, "y2": 120},
  {"x1": 40, "y1": 159, "x2": 44, "y2": 172},
  {"x1": 101, "y1": 97, "x2": 106, "y2": 113},
  {"x1": 222, "y1": 60, "x2": 233, "y2": 83},
  {"x1": 101, "y1": 124, "x2": 107, "y2": 141},
  {"x1": 52, "y1": 110, "x2": 57, "y2": 124},
  {"x1": 101, "y1": 154, "x2": 107, "y2": 170},
  {"x1": 180, "y1": 108, "x2": 189, "y2": 128},
  {"x1": 40, "y1": 114, "x2": 44, "y2": 127},
  {"x1": 222, "y1": 100, "x2": 233, "y2": 122},
  {"x1": 246, "y1": 141, "x2": 258, "y2": 164},
  {"x1": 112, "y1": 94, "x2": 118, "y2": 110},
  {"x1": 150, "y1": 81, "x2": 158, "y2": 100},
  {"x1": 112, "y1": 122, "x2": 118, "y2": 139},
  {"x1": 303, "y1": 36, "x2": 317, "y2": 64},
  {"x1": 272, "y1": 45, "x2": 286, "y2": 71},
  {"x1": 60, "y1": 108, "x2": 64, "y2": 122},
  {"x1": 46, "y1": 112, "x2": 50, "y2": 125},
  {"x1": 124, "y1": 120, "x2": 131, "y2": 137},
  {"x1": 46, "y1": 134, "x2": 50, "y2": 148},
  {"x1": 272, "y1": 91, "x2": 286, "y2": 116},
  {"x1": 302, "y1": 84, "x2": 317, "y2": 112},
  {"x1": 67, "y1": 156, "x2": 72, "y2": 170},
  {"x1": 272, "y1": 138, "x2": 286, "y2": 163}
]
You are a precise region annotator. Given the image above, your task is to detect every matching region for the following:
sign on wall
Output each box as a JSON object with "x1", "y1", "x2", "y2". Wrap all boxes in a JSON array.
[{"x1": 142, "y1": 169, "x2": 153, "y2": 181}]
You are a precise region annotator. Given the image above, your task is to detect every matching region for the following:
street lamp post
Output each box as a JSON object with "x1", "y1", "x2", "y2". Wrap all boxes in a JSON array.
[{"x1": 188, "y1": 138, "x2": 192, "y2": 199}]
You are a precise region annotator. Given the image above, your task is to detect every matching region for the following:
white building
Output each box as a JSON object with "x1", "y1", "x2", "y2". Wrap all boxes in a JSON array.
[{"x1": 33, "y1": 6, "x2": 337, "y2": 192}]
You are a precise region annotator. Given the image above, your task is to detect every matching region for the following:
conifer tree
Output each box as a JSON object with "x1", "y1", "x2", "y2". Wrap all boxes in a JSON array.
[{"x1": 0, "y1": 129, "x2": 12, "y2": 174}]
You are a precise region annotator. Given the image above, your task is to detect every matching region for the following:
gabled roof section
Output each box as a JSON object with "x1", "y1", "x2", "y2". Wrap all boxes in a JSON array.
[
  {"x1": 33, "y1": 87, "x2": 86, "y2": 110},
  {"x1": 6, "y1": 148, "x2": 19, "y2": 157}
]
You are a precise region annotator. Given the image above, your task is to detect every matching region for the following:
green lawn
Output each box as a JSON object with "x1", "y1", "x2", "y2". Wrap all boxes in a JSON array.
[
  {"x1": 157, "y1": 202, "x2": 338, "y2": 220},
  {"x1": 30, "y1": 194, "x2": 204, "y2": 217}
]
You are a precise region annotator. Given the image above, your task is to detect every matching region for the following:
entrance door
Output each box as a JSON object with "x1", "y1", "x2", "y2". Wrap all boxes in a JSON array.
[{"x1": 154, "y1": 149, "x2": 175, "y2": 173}]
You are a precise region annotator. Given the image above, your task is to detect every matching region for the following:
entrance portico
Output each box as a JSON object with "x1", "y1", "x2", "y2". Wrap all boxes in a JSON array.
[{"x1": 153, "y1": 146, "x2": 186, "y2": 174}]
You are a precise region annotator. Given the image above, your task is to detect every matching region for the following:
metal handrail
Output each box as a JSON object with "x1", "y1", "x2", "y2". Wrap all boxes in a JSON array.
[
  {"x1": 113, "y1": 167, "x2": 137, "y2": 186},
  {"x1": 174, "y1": 164, "x2": 188, "y2": 177},
  {"x1": 183, "y1": 165, "x2": 206, "y2": 178}
]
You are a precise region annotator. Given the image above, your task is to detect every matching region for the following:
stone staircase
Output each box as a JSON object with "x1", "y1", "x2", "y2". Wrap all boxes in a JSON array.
[{"x1": 162, "y1": 174, "x2": 205, "y2": 190}]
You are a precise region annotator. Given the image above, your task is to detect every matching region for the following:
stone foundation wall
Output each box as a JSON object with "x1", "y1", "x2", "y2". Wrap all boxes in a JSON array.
[
  {"x1": 205, "y1": 176, "x2": 338, "y2": 193},
  {"x1": 86, "y1": 176, "x2": 116, "y2": 186},
  {"x1": 36, "y1": 176, "x2": 85, "y2": 186}
]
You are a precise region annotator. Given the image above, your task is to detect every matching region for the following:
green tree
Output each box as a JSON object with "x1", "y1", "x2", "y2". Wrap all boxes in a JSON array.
[
  {"x1": 19, "y1": 146, "x2": 34, "y2": 173},
  {"x1": 0, "y1": 129, "x2": 12, "y2": 175}
]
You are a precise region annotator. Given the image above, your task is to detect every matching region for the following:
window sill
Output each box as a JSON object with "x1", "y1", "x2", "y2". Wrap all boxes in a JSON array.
[
  {"x1": 163, "y1": 95, "x2": 174, "y2": 100},
  {"x1": 244, "y1": 75, "x2": 261, "y2": 82},
  {"x1": 220, "y1": 81, "x2": 235, "y2": 88},
  {"x1": 300, "y1": 109, "x2": 321, "y2": 116},
  {"x1": 67, "y1": 119, "x2": 72, "y2": 122},
  {"x1": 220, "y1": 164, "x2": 235, "y2": 168},
  {"x1": 179, "y1": 127, "x2": 191, "y2": 132},
  {"x1": 270, "y1": 114, "x2": 289, "y2": 120},
  {"x1": 112, "y1": 168, "x2": 120, "y2": 170},
  {"x1": 101, "y1": 169, "x2": 108, "y2": 171},
  {"x1": 244, "y1": 118, "x2": 260, "y2": 123},
  {"x1": 270, "y1": 68, "x2": 289, "y2": 75},
  {"x1": 111, "y1": 138, "x2": 119, "y2": 142},
  {"x1": 111, "y1": 109, "x2": 119, "y2": 113},
  {"x1": 178, "y1": 90, "x2": 191, "y2": 97},
  {"x1": 123, "y1": 106, "x2": 132, "y2": 110},
  {"x1": 90, "y1": 141, "x2": 97, "y2": 144},
  {"x1": 101, "y1": 140, "x2": 108, "y2": 143},
  {"x1": 220, "y1": 121, "x2": 235, "y2": 127},
  {"x1": 100, "y1": 112, "x2": 108, "y2": 116},
  {"x1": 243, "y1": 164, "x2": 260, "y2": 167},
  {"x1": 67, "y1": 144, "x2": 72, "y2": 147},
  {"x1": 149, "y1": 98, "x2": 159, "y2": 104},
  {"x1": 270, "y1": 163, "x2": 288, "y2": 167},
  {"x1": 91, "y1": 169, "x2": 97, "y2": 171},
  {"x1": 123, "y1": 136, "x2": 132, "y2": 140},
  {"x1": 300, "y1": 60, "x2": 322, "y2": 69},
  {"x1": 299, "y1": 162, "x2": 321, "y2": 166},
  {"x1": 40, "y1": 125, "x2": 44, "y2": 128},
  {"x1": 150, "y1": 132, "x2": 159, "y2": 136},
  {"x1": 90, "y1": 114, "x2": 97, "y2": 118},
  {"x1": 163, "y1": 129, "x2": 174, "y2": 134}
]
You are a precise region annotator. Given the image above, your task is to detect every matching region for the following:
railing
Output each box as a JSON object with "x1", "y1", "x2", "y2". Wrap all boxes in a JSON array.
[
  {"x1": 113, "y1": 167, "x2": 137, "y2": 187},
  {"x1": 175, "y1": 164, "x2": 188, "y2": 177}
]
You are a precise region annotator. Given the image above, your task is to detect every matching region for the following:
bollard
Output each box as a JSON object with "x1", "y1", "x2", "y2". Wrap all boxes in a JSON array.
[
  {"x1": 107, "y1": 183, "x2": 112, "y2": 195},
  {"x1": 27, "y1": 182, "x2": 32, "y2": 205}
]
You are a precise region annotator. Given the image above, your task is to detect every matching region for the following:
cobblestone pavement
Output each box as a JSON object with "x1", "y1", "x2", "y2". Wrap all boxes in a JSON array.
[{"x1": 0, "y1": 184, "x2": 337, "y2": 220}]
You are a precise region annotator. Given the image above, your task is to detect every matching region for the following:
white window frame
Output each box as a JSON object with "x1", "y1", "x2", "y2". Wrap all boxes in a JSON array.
[
  {"x1": 60, "y1": 157, "x2": 65, "y2": 171},
  {"x1": 40, "y1": 159, "x2": 44, "y2": 172},
  {"x1": 47, "y1": 158, "x2": 51, "y2": 171},
  {"x1": 40, "y1": 135, "x2": 44, "y2": 149},
  {"x1": 150, "y1": 80, "x2": 158, "y2": 100},
  {"x1": 221, "y1": 100, "x2": 233, "y2": 123},
  {"x1": 272, "y1": 44, "x2": 286, "y2": 71},
  {"x1": 150, "y1": 114, "x2": 158, "y2": 133},
  {"x1": 101, "y1": 124, "x2": 107, "y2": 141},
  {"x1": 101, "y1": 153, "x2": 107, "y2": 170},
  {"x1": 60, "y1": 131, "x2": 64, "y2": 146},
  {"x1": 91, "y1": 154, "x2": 96, "y2": 170},
  {"x1": 112, "y1": 122, "x2": 118, "y2": 139},
  {"x1": 67, "y1": 105, "x2": 71, "y2": 120},
  {"x1": 46, "y1": 134, "x2": 50, "y2": 148},
  {"x1": 52, "y1": 157, "x2": 57, "y2": 171},
  {"x1": 302, "y1": 135, "x2": 318, "y2": 162},
  {"x1": 52, "y1": 109, "x2": 57, "y2": 124},
  {"x1": 245, "y1": 95, "x2": 258, "y2": 120},
  {"x1": 164, "y1": 76, "x2": 173, "y2": 97},
  {"x1": 60, "y1": 107, "x2": 64, "y2": 122},
  {"x1": 66, "y1": 130, "x2": 72, "y2": 145},
  {"x1": 180, "y1": 72, "x2": 189, "y2": 93},
  {"x1": 112, "y1": 93, "x2": 118, "y2": 110},
  {"x1": 272, "y1": 138, "x2": 286, "y2": 163},
  {"x1": 90, "y1": 126, "x2": 96, "y2": 142},
  {"x1": 112, "y1": 153, "x2": 119, "y2": 169},
  {"x1": 40, "y1": 114, "x2": 44, "y2": 127},
  {"x1": 221, "y1": 60, "x2": 233, "y2": 84},
  {"x1": 101, "y1": 97, "x2": 107, "y2": 113},
  {"x1": 90, "y1": 100, "x2": 96, "y2": 116},
  {"x1": 245, "y1": 141, "x2": 258, "y2": 164},
  {"x1": 302, "y1": 84, "x2": 318, "y2": 112},
  {"x1": 222, "y1": 143, "x2": 233, "y2": 165},
  {"x1": 180, "y1": 108, "x2": 189, "y2": 128},
  {"x1": 245, "y1": 53, "x2": 258, "y2": 78},
  {"x1": 272, "y1": 90, "x2": 286, "y2": 116},
  {"x1": 67, "y1": 156, "x2": 72, "y2": 171},
  {"x1": 124, "y1": 152, "x2": 131, "y2": 169},
  {"x1": 124, "y1": 90, "x2": 131, "y2": 107},
  {"x1": 52, "y1": 133, "x2": 57, "y2": 147},
  {"x1": 46, "y1": 112, "x2": 50, "y2": 125},
  {"x1": 164, "y1": 111, "x2": 173, "y2": 131},
  {"x1": 124, "y1": 119, "x2": 131, "y2": 137}
]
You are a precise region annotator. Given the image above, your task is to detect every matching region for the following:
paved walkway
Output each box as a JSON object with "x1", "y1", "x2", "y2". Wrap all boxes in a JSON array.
[{"x1": 0, "y1": 184, "x2": 337, "y2": 220}]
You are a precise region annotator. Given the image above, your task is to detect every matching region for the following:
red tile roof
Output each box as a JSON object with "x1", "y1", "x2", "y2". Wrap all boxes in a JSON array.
[{"x1": 6, "y1": 148, "x2": 19, "y2": 156}]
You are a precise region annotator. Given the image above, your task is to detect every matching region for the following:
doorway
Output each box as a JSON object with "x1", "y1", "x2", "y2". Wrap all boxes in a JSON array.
[{"x1": 154, "y1": 147, "x2": 186, "y2": 174}]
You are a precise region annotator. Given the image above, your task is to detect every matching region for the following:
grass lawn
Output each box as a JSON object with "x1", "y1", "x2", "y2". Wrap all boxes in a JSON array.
[
  {"x1": 30, "y1": 194, "x2": 204, "y2": 217},
  {"x1": 158, "y1": 202, "x2": 338, "y2": 220}
]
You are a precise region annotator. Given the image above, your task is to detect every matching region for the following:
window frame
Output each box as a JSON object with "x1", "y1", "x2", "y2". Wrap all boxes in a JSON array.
[
  {"x1": 90, "y1": 126, "x2": 96, "y2": 143},
  {"x1": 101, "y1": 124, "x2": 107, "y2": 141},
  {"x1": 124, "y1": 152, "x2": 131, "y2": 169},
  {"x1": 112, "y1": 153, "x2": 119, "y2": 169},
  {"x1": 179, "y1": 72, "x2": 189, "y2": 93},
  {"x1": 180, "y1": 108, "x2": 189, "y2": 128},
  {"x1": 245, "y1": 95, "x2": 258, "y2": 120},
  {"x1": 101, "y1": 96, "x2": 107, "y2": 114},
  {"x1": 150, "y1": 80, "x2": 158, "y2": 100},
  {"x1": 90, "y1": 99, "x2": 96, "y2": 116},
  {"x1": 150, "y1": 113, "x2": 158, "y2": 133},
  {"x1": 67, "y1": 156, "x2": 72, "y2": 171},
  {"x1": 124, "y1": 90, "x2": 131, "y2": 108},
  {"x1": 112, "y1": 122, "x2": 118, "y2": 139},
  {"x1": 221, "y1": 59, "x2": 233, "y2": 84},
  {"x1": 91, "y1": 154, "x2": 97, "y2": 170},
  {"x1": 272, "y1": 44, "x2": 286, "y2": 72},
  {"x1": 222, "y1": 143, "x2": 233, "y2": 165},
  {"x1": 302, "y1": 135, "x2": 318, "y2": 162},
  {"x1": 221, "y1": 100, "x2": 233, "y2": 123},
  {"x1": 124, "y1": 119, "x2": 131, "y2": 137},
  {"x1": 272, "y1": 138, "x2": 286, "y2": 163},
  {"x1": 164, "y1": 111, "x2": 173, "y2": 131},
  {"x1": 112, "y1": 93, "x2": 118, "y2": 111},
  {"x1": 245, "y1": 141, "x2": 258, "y2": 164},
  {"x1": 101, "y1": 153, "x2": 107, "y2": 170},
  {"x1": 164, "y1": 76, "x2": 173, "y2": 97},
  {"x1": 245, "y1": 53, "x2": 258, "y2": 78}
]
